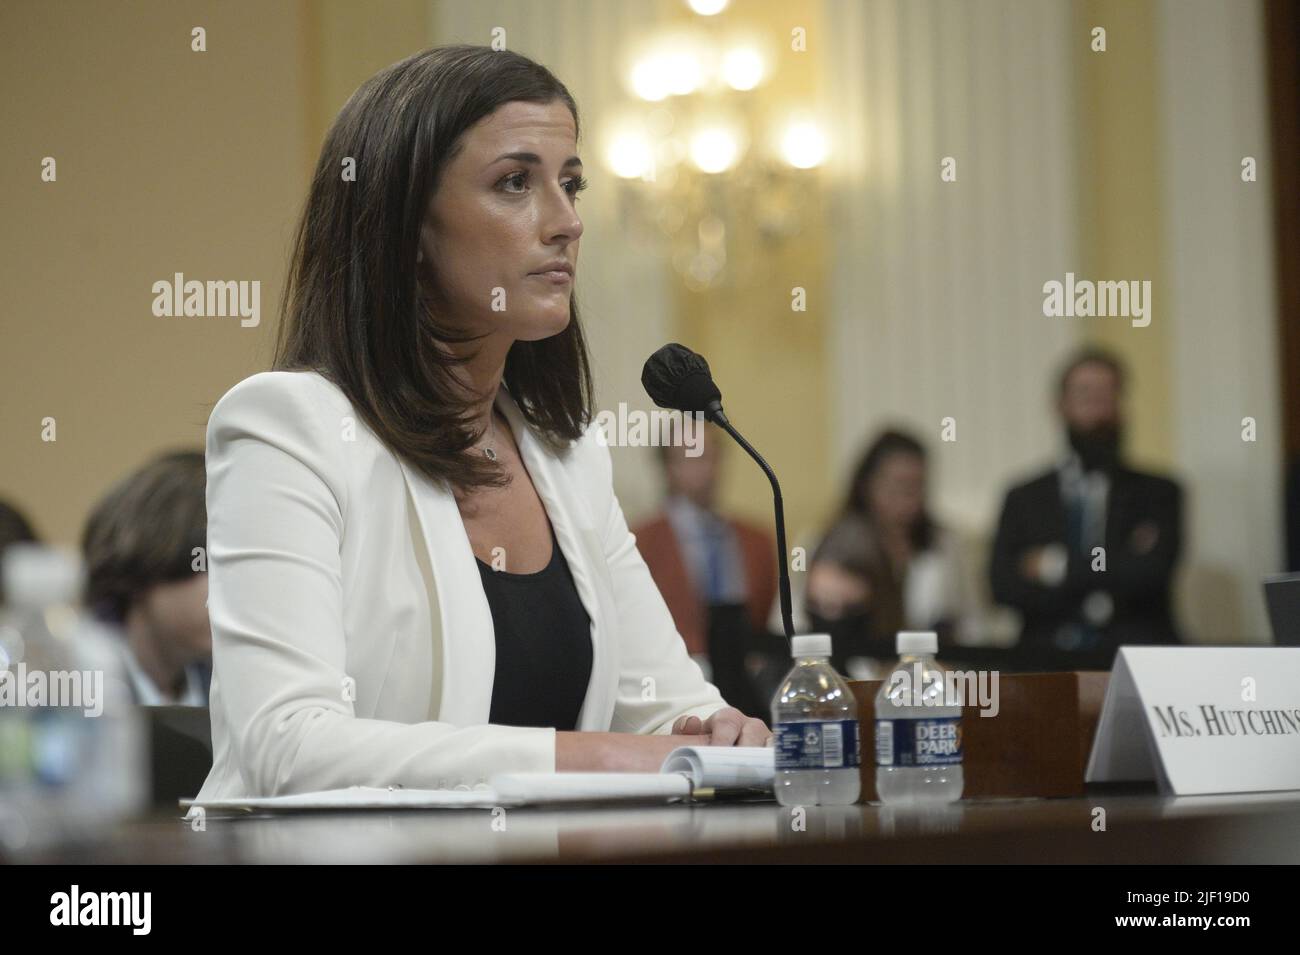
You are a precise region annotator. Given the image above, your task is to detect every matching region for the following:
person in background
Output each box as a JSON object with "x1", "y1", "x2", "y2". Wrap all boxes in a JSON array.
[
  {"x1": 632, "y1": 424, "x2": 778, "y2": 718},
  {"x1": 82, "y1": 450, "x2": 213, "y2": 706},
  {"x1": 799, "y1": 429, "x2": 971, "y2": 676},
  {"x1": 989, "y1": 347, "x2": 1183, "y2": 664},
  {"x1": 0, "y1": 499, "x2": 39, "y2": 607}
]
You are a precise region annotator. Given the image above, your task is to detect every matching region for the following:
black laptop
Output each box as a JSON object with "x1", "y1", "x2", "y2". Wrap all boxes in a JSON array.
[{"x1": 1263, "y1": 573, "x2": 1300, "y2": 646}]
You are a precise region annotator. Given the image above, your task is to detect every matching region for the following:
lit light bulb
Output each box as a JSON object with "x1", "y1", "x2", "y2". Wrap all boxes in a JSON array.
[
  {"x1": 607, "y1": 133, "x2": 654, "y2": 180},
  {"x1": 664, "y1": 50, "x2": 703, "y2": 96},
  {"x1": 721, "y1": 48, "x2": 764, "y2": 90},
  {"x1": 690, "y1": 128, "x2": 740, "y2": 174},
  {"x1": 687, "y1": 0, "x2": 729, "y2": 15},
  {"x1": 630, "y1": 56, "x2": 672, "y2": 101},
  {"x1": 780, "y1": 121, "x2": 828, "y2": 169}
]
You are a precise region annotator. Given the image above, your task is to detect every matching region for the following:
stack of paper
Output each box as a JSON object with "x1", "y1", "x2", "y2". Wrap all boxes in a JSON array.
[{"x1": 182, "y1": 745, "x2": 775, "y2": 812}]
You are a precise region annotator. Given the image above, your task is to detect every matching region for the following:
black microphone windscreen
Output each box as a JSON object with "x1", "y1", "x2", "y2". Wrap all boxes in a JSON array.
[{"x1": 641, "y1": 343, "x2": 723, "y2": 413}]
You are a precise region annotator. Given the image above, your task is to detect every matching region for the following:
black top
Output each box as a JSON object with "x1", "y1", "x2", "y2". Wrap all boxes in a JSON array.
[{"x1": 476, "y1": 525, "x2": 593, "y2": 730}]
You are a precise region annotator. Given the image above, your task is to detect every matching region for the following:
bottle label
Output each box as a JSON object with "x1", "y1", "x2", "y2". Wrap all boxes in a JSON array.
[
  {"x1": 774, "y1": 719, "x2": 860, "y2": 771},
  {"x1": 875, "y1": 717, "x2": 963, "y2": 767}
]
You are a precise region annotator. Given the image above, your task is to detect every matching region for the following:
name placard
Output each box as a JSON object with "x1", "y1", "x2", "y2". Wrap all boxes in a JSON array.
[{"x1": 1086, "y1": 647, "x2": 1300, "y2": 795}]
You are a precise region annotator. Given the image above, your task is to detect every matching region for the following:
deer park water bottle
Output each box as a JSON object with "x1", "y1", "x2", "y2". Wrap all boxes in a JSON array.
[
  {"x1": 771, "y1": 634, "x2": 861, "y2": 807},
  {"x1": 874, "y1": 630, "x2": 963, "y2": 805}
]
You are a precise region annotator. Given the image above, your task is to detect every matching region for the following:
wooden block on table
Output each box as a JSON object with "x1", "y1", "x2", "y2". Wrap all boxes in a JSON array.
[{"x1": 849, "y1": 671, "x2": 1111, "y2": 802}]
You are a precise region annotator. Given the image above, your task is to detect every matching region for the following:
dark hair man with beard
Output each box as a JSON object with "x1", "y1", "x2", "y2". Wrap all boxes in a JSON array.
[{"x1": 990, "y1": 347, "x2": 1183, "y2": 666}]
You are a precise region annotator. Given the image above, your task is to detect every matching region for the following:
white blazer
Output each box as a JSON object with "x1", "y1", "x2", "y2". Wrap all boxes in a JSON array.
[{"x1": 193, "y1": 370, "x2": 728, "y2": 800}]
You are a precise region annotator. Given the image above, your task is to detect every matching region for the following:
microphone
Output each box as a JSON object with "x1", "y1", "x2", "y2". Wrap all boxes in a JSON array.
[{"x1": 641, "y1": 343, "x2": 796, "y2": 641}]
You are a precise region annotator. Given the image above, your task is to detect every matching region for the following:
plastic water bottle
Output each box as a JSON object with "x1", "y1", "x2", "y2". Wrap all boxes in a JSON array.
[
  {"x1": 875, "y1": 631, "x2": 963, "y2": 805},
  {"x1": 0, "y1": 544, "x2": 146, "y2": 851},
  {"x1": 772, "y1": 634, "x2": 861, "y2": 806}
]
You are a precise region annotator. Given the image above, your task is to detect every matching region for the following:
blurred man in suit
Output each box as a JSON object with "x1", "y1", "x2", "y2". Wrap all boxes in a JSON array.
[
  {"x1": 990, "y1": 347, "x2": 1182, "y2": 665},
  {"x1": 633, "y1": 425, "x2": 777, "y2": 718},
  {"x1": 82, "y1": 450, "x2": 213, "y2": 705}
]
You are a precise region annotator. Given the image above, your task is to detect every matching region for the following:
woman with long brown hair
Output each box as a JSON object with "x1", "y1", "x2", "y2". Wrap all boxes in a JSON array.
[
  {"x1": 803, "y1": 430, "x2": 971, "y2": 673},
  {"x1": 194, "y1": 45, "x2": 768, "y2": 801}
]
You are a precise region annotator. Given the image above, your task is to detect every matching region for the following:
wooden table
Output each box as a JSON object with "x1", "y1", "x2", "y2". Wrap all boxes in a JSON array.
[{"x1": 12, "y1": 785, "x2": 1300, "y2": 864}]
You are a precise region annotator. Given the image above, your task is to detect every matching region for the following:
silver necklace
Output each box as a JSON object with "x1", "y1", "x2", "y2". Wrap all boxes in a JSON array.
[{"x1": 481, "y1": 409, "x2": 499, "y2": 461}]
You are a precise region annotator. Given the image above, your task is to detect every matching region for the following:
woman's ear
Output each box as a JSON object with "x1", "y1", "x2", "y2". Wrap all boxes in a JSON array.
[{"x1": 417, "y1": 218, "x2": 436, "y2": 265}]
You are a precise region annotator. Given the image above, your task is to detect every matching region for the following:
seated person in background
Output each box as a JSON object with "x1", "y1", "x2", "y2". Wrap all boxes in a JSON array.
[
  {"x1": 801, "y1": 429, "x2": 971, "y2": 676},
  {"x1": 989, "y1": 347, "x2": 1182, "y2": 664},
  {"x1": 632, "y1": 424, "x2": 777, "y2": 719},
  {"x1": 82, "y1": 450, "x2": 213, "y2": 706},
  {"x1": 0, "y1": 498, "x2": 40, "y2": 608}
]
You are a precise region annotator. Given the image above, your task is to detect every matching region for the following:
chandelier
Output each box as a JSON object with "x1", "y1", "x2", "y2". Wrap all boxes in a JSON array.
[{"x1": 599, "y1": 0, "x2": 829, "y2": 292}]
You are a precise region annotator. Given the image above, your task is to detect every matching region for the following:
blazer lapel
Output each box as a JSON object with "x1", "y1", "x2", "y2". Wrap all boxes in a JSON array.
[
  {"x1": 497, "y1": 386, "x2": 614, "y2": 732},
  {"x1": 395, "y1": 453, "x2": 496, "y2": 726}
]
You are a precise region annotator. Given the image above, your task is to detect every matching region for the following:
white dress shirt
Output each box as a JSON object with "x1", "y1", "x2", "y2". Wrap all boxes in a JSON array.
[
  {"x1": 663, "y1": 494, "x2": 748, "y2": 605},
  {"x1": 120, "y1": 645, "x2": 207, "y2": 707}
]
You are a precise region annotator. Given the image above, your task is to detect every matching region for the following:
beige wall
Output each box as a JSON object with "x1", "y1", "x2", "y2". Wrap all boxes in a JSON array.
[
  {"x1": 0, "y1": 1, "x2": 310, "y2": 546},
  {"x1": 1073, "y1": 0, "x2": 1174, "y2": 474},
  {"x1": 1158, "y1": 0, "x2": 1282, "y2": 642},
  {"x1": 311, "y1": 0, "x2": 431, "y2": 147},
  {"x1": 0, "y1": 0, "x2": 440, "y2": 548}
]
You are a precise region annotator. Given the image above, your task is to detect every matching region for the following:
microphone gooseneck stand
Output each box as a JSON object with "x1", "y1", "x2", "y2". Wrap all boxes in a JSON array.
[{"x1": 702, "y1": 401, "x2": 795, "y2": 643}]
